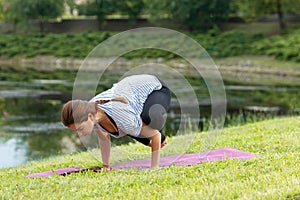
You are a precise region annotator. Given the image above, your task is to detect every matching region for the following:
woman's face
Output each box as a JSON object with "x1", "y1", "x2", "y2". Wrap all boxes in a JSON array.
[{"x1": 69, "y1": 114, "x2": 95, "y2": 136}]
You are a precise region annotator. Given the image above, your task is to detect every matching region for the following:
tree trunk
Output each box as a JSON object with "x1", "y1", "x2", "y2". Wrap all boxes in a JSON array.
[
  {"x1": 96, "y1": 0, "x2": 104, "y2": 30},
  {"x1": 276, "y1": 0, "x2": 286, "y2": 31},
  {"x1": 39, "y1": 20, "x2": 45, "y2": 33}
]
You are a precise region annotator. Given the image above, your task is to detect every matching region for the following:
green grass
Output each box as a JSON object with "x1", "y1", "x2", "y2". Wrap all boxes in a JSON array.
[{"x1": 0, "y1": 116, "x2": 300, "y2": 199}]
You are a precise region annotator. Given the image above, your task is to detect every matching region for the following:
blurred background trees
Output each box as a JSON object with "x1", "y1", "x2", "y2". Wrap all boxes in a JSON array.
[
  {"x1": 2, "y1": 0, "x2": 64, "y2": 32},
  {"x1": 233, "y1": 0, "x2": 300, "y2": 32},
  {"x1": 77, "y1": 0, "x2": 116, "y2": 29},
  {"x1": 144, "y1": 0, "x2": 231, "y2": 31},
  {"x1": 0, "y1": 0, "x2": 299, "y2": 33}
]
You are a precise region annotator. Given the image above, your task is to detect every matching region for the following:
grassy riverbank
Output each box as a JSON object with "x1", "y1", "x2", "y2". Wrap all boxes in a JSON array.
[
  {"x1": 0, "y1": 116, "x2": 299, "y2": 199},
  {"x1": 0, "y1": 27, "x2": 299, "y2": 62}
]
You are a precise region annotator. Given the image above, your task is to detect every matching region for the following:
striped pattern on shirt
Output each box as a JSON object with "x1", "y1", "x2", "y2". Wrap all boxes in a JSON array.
[{"x1": 90, "y1": 74, "x2": 162, "y2": 138}]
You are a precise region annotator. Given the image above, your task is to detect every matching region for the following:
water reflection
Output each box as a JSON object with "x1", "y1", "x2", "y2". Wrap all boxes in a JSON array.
[
  {"x1": 0, "y1": 138, "x2": 26, "y2": 168},
  {"x1": 0, "y1": 96, "x2": 85, "y2": 168}
]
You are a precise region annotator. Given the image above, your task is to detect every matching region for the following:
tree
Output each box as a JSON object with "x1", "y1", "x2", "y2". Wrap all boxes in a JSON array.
[
  {"x1": 116, "y1": 0, "x2": 145, "y2": 24},
  {"x1": 145, "y1": 0, "x2": 230, "y2": 31},
  {"x1": 77, "y1": 0, "x2": 116, "y2": 29},
  {"x1": 0, "y1": 0, "x2": 4, "y2": 20},
  {"x1": 65, "y1": 0, "x2": 77, "y2": 16},
  {"x1": 5, "y1": 0, "x2": 65, "y2": 32},
  {"x1": 233, "y1": 0, "x2": 300, "y2": 31},
  {"x1": 77, "y1": 0, "x2": 144, "y2": 27},
  {"x1": 0, "y1": 0, "x2": 20, "y2": 30}
]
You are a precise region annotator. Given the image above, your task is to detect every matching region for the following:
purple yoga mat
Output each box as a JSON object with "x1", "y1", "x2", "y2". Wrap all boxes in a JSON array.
[
  {"x1": 26, "y1": 148, "x2": 254, "y2": 178},
  {"x1": 111, "y1": 148, "x2": 254, "y2": 169}
]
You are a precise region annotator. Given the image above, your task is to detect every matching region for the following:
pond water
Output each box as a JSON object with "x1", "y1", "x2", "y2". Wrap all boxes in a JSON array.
[{"x1": 0, "y1": 63, "x2": 299, "y2": 169}]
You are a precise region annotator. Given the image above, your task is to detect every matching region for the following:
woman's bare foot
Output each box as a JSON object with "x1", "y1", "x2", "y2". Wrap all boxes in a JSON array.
[
  {"x1": 148, "y1": 139, "x2": 167, "y2": 148},
  {"x1": 161, "y1": 139, "x2": 167, "y2": 148}
]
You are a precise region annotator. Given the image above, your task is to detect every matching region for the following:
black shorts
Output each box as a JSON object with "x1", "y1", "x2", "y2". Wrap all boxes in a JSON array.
[
  {"x1": 128, "y1": 80, "x2": 171, "y2": 145},
  {"x1": 141, "y1": 83, "x2": 171, "y2": 129}
]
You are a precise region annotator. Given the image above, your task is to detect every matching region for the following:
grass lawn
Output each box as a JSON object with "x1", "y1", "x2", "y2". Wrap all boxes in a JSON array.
[{"x1": 0, "y1": 116, "x2": 299, "y2": 199}]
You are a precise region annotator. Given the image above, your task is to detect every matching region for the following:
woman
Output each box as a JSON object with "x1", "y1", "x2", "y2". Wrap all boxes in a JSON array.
[{"x1": 61, "y1": 74, "x2": 171, "y2": 169}]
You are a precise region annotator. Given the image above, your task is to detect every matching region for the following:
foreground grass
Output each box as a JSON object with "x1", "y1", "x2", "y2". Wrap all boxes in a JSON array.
[{"x1": 0, "y1": 116, "x2": 299, "y2": 199}]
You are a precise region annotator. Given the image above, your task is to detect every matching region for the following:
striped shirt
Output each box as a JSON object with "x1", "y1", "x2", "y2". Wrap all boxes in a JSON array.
[{"x1": 90, "y1": 74, "x2": 162, "y2": 138}]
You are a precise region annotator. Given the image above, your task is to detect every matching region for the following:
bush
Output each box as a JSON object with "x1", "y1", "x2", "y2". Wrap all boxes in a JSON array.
[
  {"x1": 251, "y1": 29, "x2": 300, "y2": 62},
  {"x1": 0, "y1": 29, "x2": 299, "y2": 62}
]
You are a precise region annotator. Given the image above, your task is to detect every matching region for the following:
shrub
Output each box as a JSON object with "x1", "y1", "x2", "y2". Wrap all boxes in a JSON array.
[{"x1": 0, "y1": 28, "x2": 299, "y2": 62}]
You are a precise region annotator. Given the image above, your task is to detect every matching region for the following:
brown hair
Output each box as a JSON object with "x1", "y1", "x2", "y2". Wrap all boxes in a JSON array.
[
  {"x1": 61, "y1": 100, "x2": 96, "y2": 127},
  {"x1": 61, "y1": 97, "x2": 128, "y2": 127}
]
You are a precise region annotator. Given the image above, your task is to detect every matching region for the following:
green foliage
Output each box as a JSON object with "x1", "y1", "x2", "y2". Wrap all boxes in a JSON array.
[
  {"x1": 0, "y1": 32, "x2": 115, "y2": 58},
  {"x1": 77, "y1": 0, "x2": 145, "y2": 26},
  {"x1": 3, "y1": 0, "x2": 65, "y2": 32},
  {"x1": 19, "y1": 0, "x2": 64, "y2": 20},
  {"x1": 1, "y1": 0, "x2": 300, "y2": 33},
  {"x1": 116, "y1": 0, "x2": 145, "y2": 24},
  {"x1": 77, "y1": 0, "x2": 117, "y2": 26},
  {"x1": 143, "y1": 0, "x2": 170, "y2": 21},
  {"x1": 197, "y1": 31, "x2": 263, "y2": 58},
  {"x1": 233, "y1": 0, "x2": 300, "y2": 20},
  {"x1": 233, "y1": 0, "x2": 300, "y2": 31},
  {"x1": 65, "y1": 0, "x2": 76, "y2": 15},
  {"x1": 251, "y1": 29, "x2": 300, "y2": 62},
  {"x1": 0, "y1": 0, "x2": 4, "y2": 20},
  {"x1": 0, "y1": 117, "x2": 299, "y2": 199},
  {"x1": 0, "y1": 28, "x2": 299, "y2": 62},
  {"x1": 145, "y1": 0, "x2": 230, "y2": 31}
]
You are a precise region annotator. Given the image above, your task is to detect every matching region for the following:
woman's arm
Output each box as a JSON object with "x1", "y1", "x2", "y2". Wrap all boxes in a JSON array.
[
  {"x1": 95, "y1": 130, "x2": 111, "y2": 170},
  {"x1": 140, "y1": 125, "x2": 161, "y2": 168}
]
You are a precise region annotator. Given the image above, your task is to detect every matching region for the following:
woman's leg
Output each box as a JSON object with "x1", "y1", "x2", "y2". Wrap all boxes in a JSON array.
[
  {"x1": 140, "y1": 125, "x2": 161, "y2": 168},
  {"x1": 127, "y1": 85, "x2": 171, "y2": 146}
]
